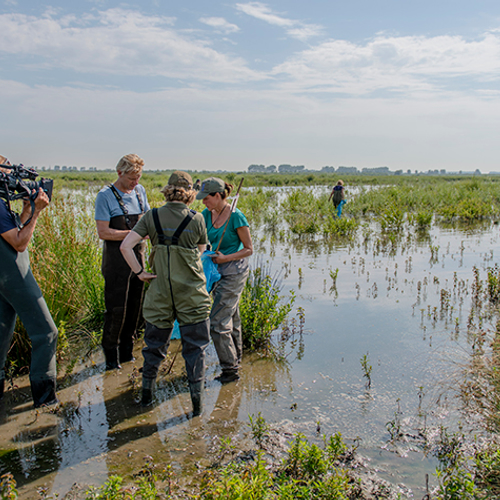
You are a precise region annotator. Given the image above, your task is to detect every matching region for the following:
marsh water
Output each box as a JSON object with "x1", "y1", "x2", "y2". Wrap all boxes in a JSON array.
[{"x1": 1, "y1": 189, "x2": 498, "y2": 498}]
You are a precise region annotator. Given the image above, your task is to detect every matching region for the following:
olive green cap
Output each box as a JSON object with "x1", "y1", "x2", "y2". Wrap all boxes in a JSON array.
[
  {"x1": 196, "y1": 177, "x2": 225, "y2": 199},
  {"x1": 168, "y1": 171, "x2": 193, "y2": 188}
]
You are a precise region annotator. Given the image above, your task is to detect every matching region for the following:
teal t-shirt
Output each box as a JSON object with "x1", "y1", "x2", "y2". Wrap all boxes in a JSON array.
[{"x1": 202, "y1": 208, "x2": 249, "y2": 256}]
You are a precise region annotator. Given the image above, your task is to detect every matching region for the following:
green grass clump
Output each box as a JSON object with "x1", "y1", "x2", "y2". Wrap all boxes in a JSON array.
[
  {"x1": 8, "y1": 191, "x2": 104, "y2": 376},
  {"x1": 322, "y1": 215, "x2": 358, "y2": 236},
  {"x1": 240, "y1": 267, "x2": 295, "y2": 354},
  {"x1": 201, "y1": 432, "x2": 351, "y2": 499}
]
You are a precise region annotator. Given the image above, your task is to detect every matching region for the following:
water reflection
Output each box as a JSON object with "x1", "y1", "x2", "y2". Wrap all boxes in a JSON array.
[{"x1": 1, "y1": 208, "x2": 500, "y2": 497}]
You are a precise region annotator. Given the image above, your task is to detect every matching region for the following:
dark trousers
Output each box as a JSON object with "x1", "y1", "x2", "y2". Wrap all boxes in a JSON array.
[
  {"x1": 101, "y1": 215, "x2": 144, "y2": 353},
  {"x1": 142, "y1": 319, "x2": 210, "y2": 383}
]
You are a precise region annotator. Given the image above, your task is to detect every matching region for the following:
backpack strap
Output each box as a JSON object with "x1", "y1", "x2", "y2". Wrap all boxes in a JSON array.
[{"x1": 152, "y1": 208, "x2": 196, "y2": 246}]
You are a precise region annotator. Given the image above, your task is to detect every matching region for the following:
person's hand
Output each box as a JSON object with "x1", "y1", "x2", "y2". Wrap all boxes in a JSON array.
[
  {"x1": 33, "y1": 188, "x2": 50, "y2": 212},
  {"x1": 210, "y1": 251, "x2": 227, "y2": 264},
  {"x1": 138, "y1": 271, "x2": 157, "y2": 283}
]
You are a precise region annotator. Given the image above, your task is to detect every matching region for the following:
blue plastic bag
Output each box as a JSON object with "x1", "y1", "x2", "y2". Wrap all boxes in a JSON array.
[
  {"x1": 171, "y1": 250, "x2": 221, "y2": 339},
  {"x1": 201, "y1": 250, "x2": 221, "y2": 293}
]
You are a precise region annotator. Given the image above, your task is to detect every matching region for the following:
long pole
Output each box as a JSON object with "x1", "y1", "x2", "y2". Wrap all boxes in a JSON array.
[{"x1": 215, "y1": 177, "x2": 244, "y2": 252}]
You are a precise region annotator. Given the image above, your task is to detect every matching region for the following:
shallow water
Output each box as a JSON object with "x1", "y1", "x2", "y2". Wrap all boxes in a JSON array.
[{"x1": 1, "y1": 216, "x2": 498, "y2": 498}]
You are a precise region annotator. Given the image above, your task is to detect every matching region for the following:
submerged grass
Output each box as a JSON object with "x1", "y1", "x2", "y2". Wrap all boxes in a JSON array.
[{"x1": 240, "y1": 266, "x2": 295, "y2": 354}]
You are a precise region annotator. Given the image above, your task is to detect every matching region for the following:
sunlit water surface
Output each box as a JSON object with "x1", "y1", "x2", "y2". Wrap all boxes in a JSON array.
[{"x1": 1, "y1": 205, "x2": 498, "y2": 498}]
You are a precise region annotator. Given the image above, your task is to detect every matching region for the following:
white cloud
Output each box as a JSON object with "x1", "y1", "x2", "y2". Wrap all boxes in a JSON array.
[
  {"x1": 3, "y1": 77, "x2": 500, "y2": 171},
  {"x1": 235, "y1": 2, "x2": 322, "y2": 41},
  {"x1": 0, "y1": 8, "x2": 263, "y2": 83},
  {"x1": 273, "y1": 31, "x2": 500, "y2": 95},
  {"x1": 199, "y1": 16, "x2": 240, "y2": 34}
]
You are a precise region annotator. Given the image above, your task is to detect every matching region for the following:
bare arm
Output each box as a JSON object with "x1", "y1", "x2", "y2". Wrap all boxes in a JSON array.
[
  {"x1": 198, "y1": 244, "x2": 207, "y2": 254},
  {"x1": 96, "y1": 220, "x2": 130, "y2": 241},
  {"x1": 1, "y1": 188, "x2": 48, "y2": 253},
  {"x1": 211, "y1": 226, "x2": 253, "y2": 264},
  {"x1": 120, "y1": 230, "x2": 156, "y2": 282}
]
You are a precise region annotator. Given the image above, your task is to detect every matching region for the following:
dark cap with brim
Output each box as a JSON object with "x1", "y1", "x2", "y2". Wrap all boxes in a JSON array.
[
  {"x1": 168, "y1": 171, "x2": 193, "y2": 189},
  {"x1": 195, "y1": 177, "x2": 225, "y2": 200}
]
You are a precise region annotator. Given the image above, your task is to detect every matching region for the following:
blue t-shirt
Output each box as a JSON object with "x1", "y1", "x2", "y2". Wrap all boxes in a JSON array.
[
  {"x1": 95, "y1": 184, "x2": 149, "y2": 221},
  {"x1": 202, "y1": 208, "x2": 248, "y2": 256},
  {"x1": 0, "y1": 199, "x2": 17, "y2": 234}
]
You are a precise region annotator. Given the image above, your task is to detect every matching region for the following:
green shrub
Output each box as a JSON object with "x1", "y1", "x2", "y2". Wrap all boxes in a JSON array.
[{"x1": 240, "y1": 267, "x2": 295, "y2": 353}]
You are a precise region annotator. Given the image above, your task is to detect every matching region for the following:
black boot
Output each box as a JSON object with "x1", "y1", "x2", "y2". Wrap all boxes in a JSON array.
[
  {"x1": 141, "y1": 377, "x2": 155, "y2": 407},
  {"x1": 31, "y1": 378, "x2": 57, "y2": 408},
  {"x1": 104, "y1": 347, "x2": 121, "y2": 370},
  {"x1": 0, "y1": 378, "x2": 4, "y2": 400},
  {"x1": 119, "y1": 342, "x2": 135, "y2": 364},
  {"x1": 189, "y1": 381, "x2": 204, "y2": 417},
  {"x1": 215, "y1": 369, "x2": 240, "y2": 384}
]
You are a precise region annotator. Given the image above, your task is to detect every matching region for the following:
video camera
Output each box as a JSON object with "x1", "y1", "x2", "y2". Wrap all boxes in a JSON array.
[{"x1": 0, "y1": 163, "x2": 54, "y2": 228}]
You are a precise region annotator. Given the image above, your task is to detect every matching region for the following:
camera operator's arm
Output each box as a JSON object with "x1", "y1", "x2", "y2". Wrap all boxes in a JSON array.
[
  {"x1": 0, "y1": 188, "x2": 49, "y2": 253},
  {"x1": 96, "y1": 220, "x2": 130, "y2": 241}
]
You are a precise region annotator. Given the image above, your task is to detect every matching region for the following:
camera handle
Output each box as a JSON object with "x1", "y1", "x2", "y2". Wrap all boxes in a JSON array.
[{"x1": 17, "y1": 193, "x2": 37, "y2": 230}]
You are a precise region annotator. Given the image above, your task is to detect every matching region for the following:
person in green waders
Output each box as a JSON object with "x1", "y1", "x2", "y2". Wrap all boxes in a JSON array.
[
  {"x1": 120, "y1": 171, "x2": 210, "y2": 416},
  {"x1": 329, "y1": 179, "x2": 346, "y2": 217},
  {"x1": 0, "y1": 155, "x2": 58, "y2": 407}
]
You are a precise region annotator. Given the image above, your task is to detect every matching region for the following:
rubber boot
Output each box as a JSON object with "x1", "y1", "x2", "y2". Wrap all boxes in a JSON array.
[
  {"x1": 104, "y1": 347, "x2": 121, "y2": 370},
  {"x1": 141, "y1": 377, "x2": 155, "y2": 407},
  {"x1": 31, "y1": 378, "x2": 58, "y2": 408},
  {"x1": 215, "y1": 369, "x2": 240, "y2": 384},
  {"x1": 189, "y1": 381, "x2": 204, "y2": 417}
]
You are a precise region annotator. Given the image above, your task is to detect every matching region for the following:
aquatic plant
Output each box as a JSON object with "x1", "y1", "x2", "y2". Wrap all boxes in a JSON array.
[
  {"x1": 200, "y1": 432, "x2": 352, "y2": 499},
  {"x1": 360, "y1": 352, "x2": 372, "y2": 389},
  {"x1": 248, "y1": 412, "x2": 270, "y2": 448},
  {"x1": 240, "y1": 266, "x2": 295, "y2": 354},
  {"x1": 322, "y1": 215, "x2": 358, "y2": 237}
]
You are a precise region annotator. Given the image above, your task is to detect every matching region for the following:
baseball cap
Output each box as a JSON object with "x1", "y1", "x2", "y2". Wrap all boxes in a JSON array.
[
  {"x1": 168, "y1": 171, "x2": 193, "y2": 188},
  {"x1": 196, "y1": 177, "x2": 225, "y2": 200}
]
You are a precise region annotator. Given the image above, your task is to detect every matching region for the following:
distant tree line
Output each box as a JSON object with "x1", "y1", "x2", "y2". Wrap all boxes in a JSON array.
[{"x1": 248, "y1": 164, "x2": 485, "y2": 176}]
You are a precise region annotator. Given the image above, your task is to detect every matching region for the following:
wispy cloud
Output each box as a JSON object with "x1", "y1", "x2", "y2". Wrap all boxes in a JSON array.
[
  {"x1": 199, "y1": 16, "x2": 240, "y2": 34},
  {"x1": 0, "y1": 8, "x2": 263, "y2": 83},
  {"x1": 235, "y1": 2, "x2": 323, "y2": 41},
  {"x1": 273, "y1": 32, "x2": 500, "y2": 95}
]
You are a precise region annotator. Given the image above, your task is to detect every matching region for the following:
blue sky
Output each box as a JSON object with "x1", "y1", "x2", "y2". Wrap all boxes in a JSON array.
[{"x1": 1, "y1": 1, "x2": 500, "y2": 171}]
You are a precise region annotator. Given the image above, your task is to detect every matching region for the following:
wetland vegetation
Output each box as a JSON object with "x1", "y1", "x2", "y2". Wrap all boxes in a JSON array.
[{"x1": 3, "y1": 172, "x2": 500, "y2": 498}]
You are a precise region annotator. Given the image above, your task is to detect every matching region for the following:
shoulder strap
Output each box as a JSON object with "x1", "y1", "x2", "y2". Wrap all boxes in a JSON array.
[
  {"x1": 134, "y1": 186, "x2": 145, "y2": 213},
  {"x1": 152, "y1": 208, "x2": 167, "y2": 245},
  {"x1": 152, "y1": 208, "x2": 196, "y2": 246},
  {"x1": 171, "y1": 210, "x2": 196, "y2": 245},
  {"x1": 109, "y1": 184, "x2": 132, "y2": 229}
]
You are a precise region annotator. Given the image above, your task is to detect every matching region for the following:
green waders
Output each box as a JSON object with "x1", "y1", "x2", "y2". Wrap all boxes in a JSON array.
[
  {"x1": 0, "y1": 237, "x2": 58, "y2": 407},
  {"x1": 140, "y1": 209, "x2": 211, "y2": 415}
]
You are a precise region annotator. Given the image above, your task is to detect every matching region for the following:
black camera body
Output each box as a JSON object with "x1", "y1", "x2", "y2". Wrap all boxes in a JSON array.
[
  {"x1": 0, "y1": 163, "x2": 53, "y2": 202},
  {"x1": 0, "y1": 163, "x2": 54, "y2": 229}
]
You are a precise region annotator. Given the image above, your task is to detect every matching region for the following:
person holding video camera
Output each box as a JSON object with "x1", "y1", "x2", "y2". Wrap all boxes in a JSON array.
[
  {"x1": 95, "y1": 154, "x2": 150, "y2": 370},
  {"x1": 0, "y1": 155, "x2": 58, "y2": 407}
]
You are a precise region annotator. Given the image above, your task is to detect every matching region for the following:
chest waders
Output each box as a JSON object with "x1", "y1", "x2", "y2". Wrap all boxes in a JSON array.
[
  {"x1": 140, "y1": 208, "x2": 211, "y2": 416},
  {"x1": 101, "y1": 186, "x2": 145, "y2": 369},
  {"x1": 0, "y1": 236, "x2": 58, "y2": 407}
]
